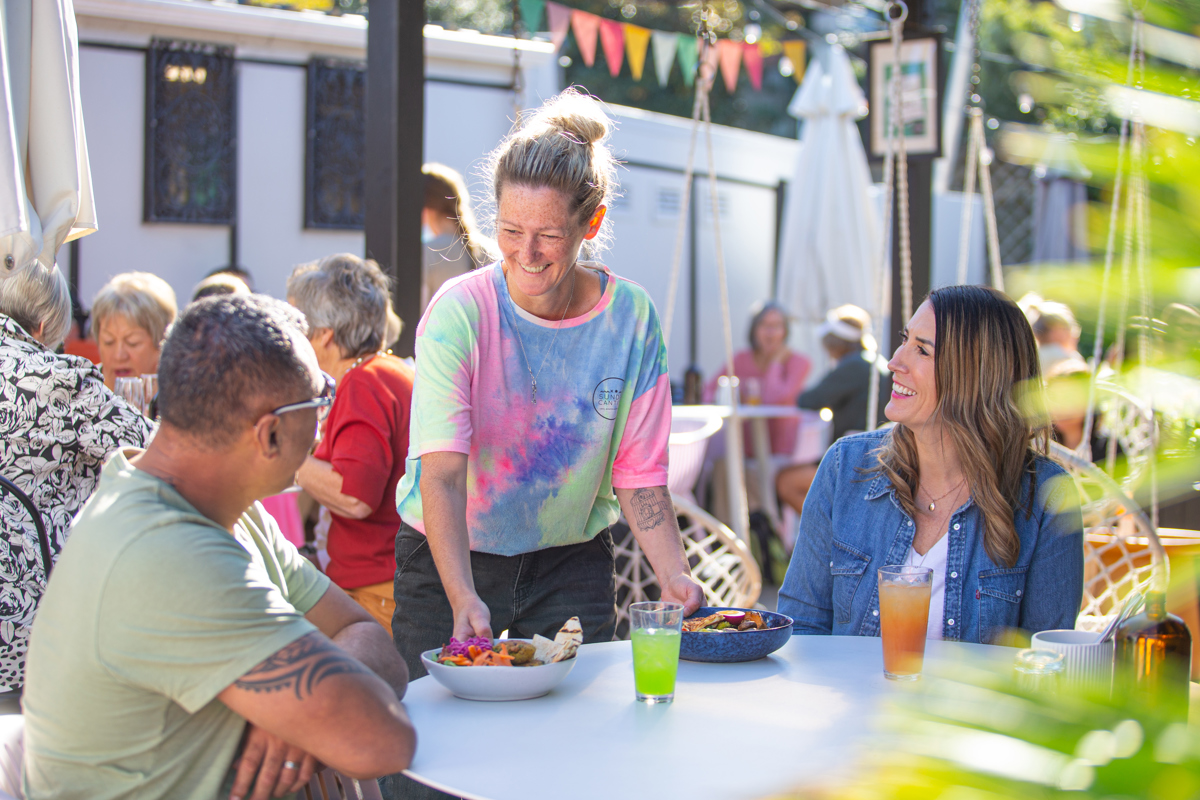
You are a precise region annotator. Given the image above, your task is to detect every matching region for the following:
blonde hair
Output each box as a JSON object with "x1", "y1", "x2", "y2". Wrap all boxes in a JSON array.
[
  {"x1": 92, "y1": 272, "x2": 178, "y2": 346},
  {"x1": 872, "y1": 286, "x2": 1051, "y2": 568},
  {"x1": 486, "y1": 88, "x2": 618, "y2": 257},
  {"x1": 1018, "y1": 292, "x2": 1080, "y2": 344}
]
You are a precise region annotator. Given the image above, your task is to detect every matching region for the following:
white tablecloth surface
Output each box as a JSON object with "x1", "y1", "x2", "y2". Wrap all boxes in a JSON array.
[{"x1": 402, "y1": 635, "x2": 1011, "y2": 800}]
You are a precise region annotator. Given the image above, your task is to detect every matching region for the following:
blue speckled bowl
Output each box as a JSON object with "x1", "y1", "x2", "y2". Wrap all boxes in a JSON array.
[{"x1": 679, "y1": 607, "x2": 794, "y2": 663}]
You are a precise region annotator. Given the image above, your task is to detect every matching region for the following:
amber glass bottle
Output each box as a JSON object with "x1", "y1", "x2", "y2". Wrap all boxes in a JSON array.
[{"x1": 1113, "y1": 591, "x2": 1192, "y2": 720}]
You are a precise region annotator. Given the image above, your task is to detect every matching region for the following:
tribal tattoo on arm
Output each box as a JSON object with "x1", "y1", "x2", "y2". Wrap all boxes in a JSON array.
[
  {"x1": 630, "y1": 487, "x2": 671, "y2": 531},
  {"x1": 234, "y1": 633, "x2": 372, "y2": 700}
]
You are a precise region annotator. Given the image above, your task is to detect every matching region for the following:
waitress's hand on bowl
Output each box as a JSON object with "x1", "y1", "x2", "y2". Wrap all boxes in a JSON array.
[
  {"x1": 662, "y1": 573, "x2": 705, "y2": 616},
  {"x1": 452, "y1": 594, "x2": 494, "y2": 642}
]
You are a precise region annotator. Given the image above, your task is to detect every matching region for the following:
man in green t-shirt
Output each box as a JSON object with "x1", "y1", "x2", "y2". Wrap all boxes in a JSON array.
[{"x1": 23, "y1": 295, "x2": 417, "y2": 800}]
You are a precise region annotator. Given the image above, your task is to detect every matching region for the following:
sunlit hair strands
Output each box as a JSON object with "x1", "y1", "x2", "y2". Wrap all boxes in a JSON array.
[
  {"x1": 484, "y1": 88, "x2": 619, "y2": 258},
  {"x1": 874, "y1": 285, "x2": 1052, "y2": 568}
]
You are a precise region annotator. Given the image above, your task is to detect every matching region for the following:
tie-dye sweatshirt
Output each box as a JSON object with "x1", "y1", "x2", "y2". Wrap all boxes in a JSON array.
[{"x1": 396, "y1": 262, "x2": 671, "y2": 556}]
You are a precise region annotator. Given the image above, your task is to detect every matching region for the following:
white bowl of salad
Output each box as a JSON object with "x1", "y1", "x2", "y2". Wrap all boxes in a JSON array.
[{"x1": 420, "y1": 636, "x2": 579, "y2": 702}]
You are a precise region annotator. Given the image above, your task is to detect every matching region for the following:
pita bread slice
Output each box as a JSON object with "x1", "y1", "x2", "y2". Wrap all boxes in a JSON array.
[{"x1": 533, "y1": 617, "x2": 584, "y2": 663}]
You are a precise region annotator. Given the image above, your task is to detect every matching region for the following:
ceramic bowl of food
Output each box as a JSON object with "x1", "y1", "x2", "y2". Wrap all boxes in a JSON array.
[
  {"x1": 679, "y1": 607, "x2": 794, "y2": 663},
  {"x1": 420, "y1": 639, "x2": 578, "y2": 702}
]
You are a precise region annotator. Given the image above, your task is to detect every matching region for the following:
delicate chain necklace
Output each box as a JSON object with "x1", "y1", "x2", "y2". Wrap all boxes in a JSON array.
[
  {"x1": 348, "y1": 351, "x2": 384, "y2": 372},
  {"x1": 507, "y1": 267, "x2": 576, "y2": 405},
  {"x1": 918, "y1": 477, "x2": 966, "y2": 512}
]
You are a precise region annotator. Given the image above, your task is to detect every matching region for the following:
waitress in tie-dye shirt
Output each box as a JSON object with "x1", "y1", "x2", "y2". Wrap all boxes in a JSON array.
[{"x1": 392, "y1": 90, "x2": 704, "y2": 679}]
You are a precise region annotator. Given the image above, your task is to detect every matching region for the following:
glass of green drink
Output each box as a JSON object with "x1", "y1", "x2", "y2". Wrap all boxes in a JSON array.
[{"x1": 630, "y1": 601, "x2": 684, "y2": 704}]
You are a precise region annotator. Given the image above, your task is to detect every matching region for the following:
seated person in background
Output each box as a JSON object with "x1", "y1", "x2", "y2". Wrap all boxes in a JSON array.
[
  {"x1": 23, "y1": 295, "x2": 416, "y2": 800},
  {"x1": 778, "y1": 286, "x2": 1083, "y2": 644},
  {"x1": 1019, "y1": 293, "x2": 1086, "y2": 375},
  {"x1": 0, "y1": 263, "x2": 150, "y2": 689},
  {"x1": 91, "y1": 271, "x2": 178, "y2": 390},
  {"x1": 191, "y1": 271, "x2": 251, "y2": 301},
  {"x1": 775, "y1": 304, "x2": 890, "y2": 517},
  {"x1": 291, "y1": 254, "x2": 415, "y2": 629},
  {"x1": 704, "y1": 300, "x2": 811, "y2": 455}
]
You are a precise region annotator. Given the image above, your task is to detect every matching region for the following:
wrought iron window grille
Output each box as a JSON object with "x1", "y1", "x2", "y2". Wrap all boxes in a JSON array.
[
  {"x1": 305, "y1": 60, "x2": 366, "y2": 230},
  {"x1": 144, "y1": 39, "x2": 237, "y2": 224}
]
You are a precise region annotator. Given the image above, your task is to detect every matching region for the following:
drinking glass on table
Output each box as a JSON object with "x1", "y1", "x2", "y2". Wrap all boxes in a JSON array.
[
  {"x1": 878, "y1": 565, "x2": 932, "y2": 681},
  {"x1": 630, "y1": 601, "x2": 683, "y2": 704},
  {"x1": 742, "y1": 377, "x2": 762, "y2": 406},
  {"x1": 141, "y1": 374, "x2": 159, "y2": 419},
  {"x1": 114, "y1": 377, "x2": 146, "y2": 416}
]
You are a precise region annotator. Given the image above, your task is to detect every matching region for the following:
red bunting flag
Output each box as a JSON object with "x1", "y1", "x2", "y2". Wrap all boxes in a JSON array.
[
  {"x1": 742, "y1": 42, "x2": 763, "y2": 91},
  {"x1": 571, "y1": 10, "x2": 601, "y2": 67},
  {"x1": 717, "y1": 38, "x2": 742, "y2": 94},
  {"x1": 599, "y1": 19, "x2": 625, "y2": 77},
  {"x1": 546, "y1": 2, "x2": 572, "y2": 52}
]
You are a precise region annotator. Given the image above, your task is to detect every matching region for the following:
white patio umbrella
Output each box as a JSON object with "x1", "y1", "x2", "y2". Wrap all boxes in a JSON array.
[
  {"x1": 0, "y1": 0, "x2": 96, "y2": 278},
  {"x1": 774, "y1": 44, "x2": 881, "y2": 371}
]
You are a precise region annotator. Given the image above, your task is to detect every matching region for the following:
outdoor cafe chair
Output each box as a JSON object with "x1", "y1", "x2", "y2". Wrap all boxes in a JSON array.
[
  {"x1": 667, "y1": 413, "x2": 723, "y2": 505},
  {"x1": 612, "y1": 493, "x2": 762, "y2": 639},
  {"x1": 1048, "y1": 442, "x2": 1167, "y2": 630}
]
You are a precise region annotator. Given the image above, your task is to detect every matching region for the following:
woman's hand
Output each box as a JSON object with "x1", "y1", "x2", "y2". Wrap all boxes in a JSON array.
[
  {"x1": 661, "y1": 573, "x2": 705, "y2": 616},
  {"x1": 451, "y1": 594, "x2": 494, "y2": 642}
]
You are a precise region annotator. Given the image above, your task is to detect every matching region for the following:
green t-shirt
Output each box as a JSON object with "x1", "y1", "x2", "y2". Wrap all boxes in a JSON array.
[{"x1": 22, "y1": 451, "x2": 331, "y2": 799}]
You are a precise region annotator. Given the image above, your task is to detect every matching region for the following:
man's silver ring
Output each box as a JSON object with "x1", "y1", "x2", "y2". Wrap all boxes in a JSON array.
[{"x1": 283, "y1": 761, "x2": 299, "y2": 770}]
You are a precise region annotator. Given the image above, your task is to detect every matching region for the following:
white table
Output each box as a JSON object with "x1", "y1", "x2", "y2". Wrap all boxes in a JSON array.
[
  {"x1": 401, "y1": 635, "x2": 1010, "y2": 800},
  {"x1": 673, "y1": 404, "x2": 804, "y2": 539}
]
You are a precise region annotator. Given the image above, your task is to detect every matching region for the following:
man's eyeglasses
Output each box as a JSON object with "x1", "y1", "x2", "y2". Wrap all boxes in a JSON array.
[{"x1": 270, "y1": 371, "x2": 336, "y2": 416}]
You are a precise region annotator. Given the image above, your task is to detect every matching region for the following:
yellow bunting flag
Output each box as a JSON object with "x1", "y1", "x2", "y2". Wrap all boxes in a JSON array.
[
  {"x1": 782, "y1": 40, "x2": 806, "y2": 85},
  {"x1": 623, "y1": 24, "x2": 651, "y2": 81}
]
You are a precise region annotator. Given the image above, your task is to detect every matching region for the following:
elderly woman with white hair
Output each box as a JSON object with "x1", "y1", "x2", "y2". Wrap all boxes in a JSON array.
[
  {"x1": 290, "y1": 253, "x2": 414, "y2": 628},
  {"x1": 0, "y1": 263, "x2": 151, "y2": 688},
  {"x1": 91, "y1": 271, "x2": 178, "y2": 390}
]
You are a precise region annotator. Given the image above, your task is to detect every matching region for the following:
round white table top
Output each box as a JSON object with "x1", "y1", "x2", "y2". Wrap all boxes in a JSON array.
[
  {"x1": 672, "y1": 404, "x2": 804, "y2": 420},
  {"x1": 402, "y1": 635, "x2": 1012, "y2": 800}
]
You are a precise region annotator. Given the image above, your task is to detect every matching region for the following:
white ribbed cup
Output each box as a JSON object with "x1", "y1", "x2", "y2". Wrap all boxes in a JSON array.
[{"x1": 1029, "y1": 629, "x2": 1113, "y2": 693}]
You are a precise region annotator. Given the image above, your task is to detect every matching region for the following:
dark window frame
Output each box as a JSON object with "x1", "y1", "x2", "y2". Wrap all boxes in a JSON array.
[{"x1": 304, "y1": 59, "x2": 366, "y2": 230}]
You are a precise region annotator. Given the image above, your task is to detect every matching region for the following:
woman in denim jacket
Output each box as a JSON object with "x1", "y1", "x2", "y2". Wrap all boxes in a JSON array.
[{"x1": 778, "y1": 285, "x2": 1084, "y2": 644}]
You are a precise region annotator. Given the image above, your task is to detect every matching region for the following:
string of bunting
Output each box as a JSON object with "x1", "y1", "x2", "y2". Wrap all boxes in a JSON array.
[{"x1": 521, "y1": 0, "x2": 807, "y2": 91}]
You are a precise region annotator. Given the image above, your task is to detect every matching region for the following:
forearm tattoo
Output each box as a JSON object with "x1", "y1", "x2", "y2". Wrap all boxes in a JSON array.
[
  {"x1": 234, "y1": 633, "x2": 371, "y2": 700},
  {"x1": 630, "y1": 487, "x2": 670, "y2": 531}
]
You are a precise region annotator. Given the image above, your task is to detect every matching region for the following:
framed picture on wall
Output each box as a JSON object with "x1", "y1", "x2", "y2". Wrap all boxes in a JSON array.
[{"x1": 867, "y1": 33, "x2": 942, "y2": 159}]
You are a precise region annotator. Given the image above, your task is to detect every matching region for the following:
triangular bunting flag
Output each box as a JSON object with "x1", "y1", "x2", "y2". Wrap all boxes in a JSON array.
[
  {"x1": 624, "y1": 24, "x2": 651, "y2": 81},
  {"x1": 546, "y1": 2, "x2": 572, "y2": 52},
  {"x1": 599, "y1": 19, "x2": 625, "y2": 77},
  {"x1": 571, "y1": 10, "x2": 601, "y2": 67},
  {"x1": 676, "y1": 36, "x2": 698, "y2": 87},
  {"x1": 782, "y1": 40, "x2": 807, "y2": 85},
  {"x1": 717, "y1": 39, "x2": 742, "y2": 94},
  {"x1": 518, "y1": 0, "x2": 545, "y2": 33},
  {"x1": 650, "y1": 30, "x2": 678, "y2": 87},
  {"x1": 742, "y1": 42, "x2": 763, "y2": 91}
]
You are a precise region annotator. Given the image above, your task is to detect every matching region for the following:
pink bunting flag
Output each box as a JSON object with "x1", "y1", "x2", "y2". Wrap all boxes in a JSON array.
[
  {"x1": 742, "y1": 42, "x2": 763, "y2": 91},
  {"x1": 570, "y1": 10, "x2": 601, "y2": 68},
  {"x1": 546, "y1": 2, "x2": 572, "y2": 53},
  {"x1": 599, "y1": 19, "x2": 625, "y2": 77},
  {"x1": 717, "y1": 39, "x2": 742, "y2": 94}
]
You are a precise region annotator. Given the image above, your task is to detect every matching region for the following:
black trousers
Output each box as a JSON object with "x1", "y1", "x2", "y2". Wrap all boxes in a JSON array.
[{"x1": 383, "y1": 524, "x2": 618, "y2": 800}]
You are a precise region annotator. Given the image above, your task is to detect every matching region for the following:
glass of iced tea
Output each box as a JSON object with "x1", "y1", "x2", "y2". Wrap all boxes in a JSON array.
[{"x1": 878, "y1": 565, "x2": 933, "y2": 681}]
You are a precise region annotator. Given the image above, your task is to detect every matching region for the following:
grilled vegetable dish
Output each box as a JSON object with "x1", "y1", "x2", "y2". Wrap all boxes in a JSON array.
[{"x1": 682, "y1": 609, "x2": 768, "y2": 632}]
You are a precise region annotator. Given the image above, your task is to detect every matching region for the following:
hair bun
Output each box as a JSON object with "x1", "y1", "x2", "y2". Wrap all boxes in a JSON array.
[{"x1": 528, "y1": 88, "x2": 610, "y2": 146}]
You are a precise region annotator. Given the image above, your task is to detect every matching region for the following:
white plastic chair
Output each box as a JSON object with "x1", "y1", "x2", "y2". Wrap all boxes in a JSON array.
[{"x1": 667, "y1": 414, "x2": 723, "y2": 504}]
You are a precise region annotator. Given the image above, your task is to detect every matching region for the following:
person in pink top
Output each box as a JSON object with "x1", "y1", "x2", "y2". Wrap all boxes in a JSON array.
[{"x1": 704, "y1": 300, "x2": 811, "y2": 457}]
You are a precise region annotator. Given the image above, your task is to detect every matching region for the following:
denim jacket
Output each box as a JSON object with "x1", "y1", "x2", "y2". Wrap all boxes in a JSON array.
[{"x1": 778, "y1": 429, "x2": 1084, "y2": 643}]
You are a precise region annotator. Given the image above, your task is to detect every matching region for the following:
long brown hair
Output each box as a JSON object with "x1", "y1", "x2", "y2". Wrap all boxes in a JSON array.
[
  {"x1": 874, "y1": 285, "x2": 1051, "y2": 567},
  {"x1": 423, "y1": 162, "x2": 485, "y2": 269}
]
